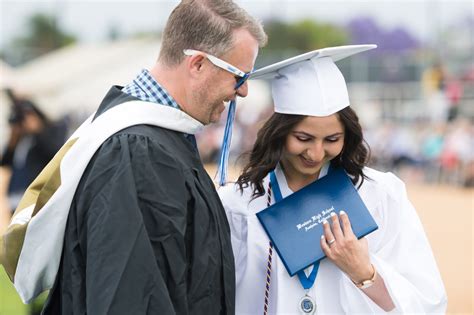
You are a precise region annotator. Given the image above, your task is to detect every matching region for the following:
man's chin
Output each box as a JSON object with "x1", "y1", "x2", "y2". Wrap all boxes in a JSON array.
[
  {"x1": 208, "y1": 116, "x2": 221, "y2": 124},
  {"x1": 209, "y1": 111, "x2": 225, "y2": 124}
]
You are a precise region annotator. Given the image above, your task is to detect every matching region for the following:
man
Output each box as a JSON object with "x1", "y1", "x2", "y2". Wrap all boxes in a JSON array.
[{"x1": 0, "y1": 0, "x2": 266, "y2": 314}]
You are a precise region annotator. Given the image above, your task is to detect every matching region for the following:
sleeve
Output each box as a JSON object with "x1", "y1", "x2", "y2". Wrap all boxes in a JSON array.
[
  {"x1": 218, "y1": 185, "x2": 248, "y2": 285},
  {"x1": 0, "y1": 145, "x2": 14, "y2": 166},
  {"x1": 339, "y1": 173, "x2": 447, "y2": 314},
  {"x1": 77, "y1": 132, "x2": 189, "y2": 315}
]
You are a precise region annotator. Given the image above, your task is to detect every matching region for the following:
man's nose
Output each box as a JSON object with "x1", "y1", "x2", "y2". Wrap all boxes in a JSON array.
[{"x1": 236, "y1": 80, "x2": 249, "y2": 98}]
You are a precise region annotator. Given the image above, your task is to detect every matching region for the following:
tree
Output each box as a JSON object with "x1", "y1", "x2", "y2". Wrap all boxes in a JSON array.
[
  {"x1": 258, "y1": 19, "x2": 348, "y2": 65},
  {"x1": 8, "y1": 13, "x2": 76, "y2": 64}
]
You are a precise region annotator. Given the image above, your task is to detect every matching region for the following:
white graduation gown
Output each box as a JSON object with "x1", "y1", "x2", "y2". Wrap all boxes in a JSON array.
[{"x1": 218, "y1": 166, "x2": 447, "y2": 314}]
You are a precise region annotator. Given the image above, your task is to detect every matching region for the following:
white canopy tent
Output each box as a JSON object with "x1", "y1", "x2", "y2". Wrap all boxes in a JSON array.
[
  {"x1": 10, "y1": 37, "x2": 162, "y2": 119},
  {"x1": 8, "y1": 37, "x2": 271, "y2": 119},
  {"x1": 1, "y1": 37, "x2": 271, "y2": 150}
]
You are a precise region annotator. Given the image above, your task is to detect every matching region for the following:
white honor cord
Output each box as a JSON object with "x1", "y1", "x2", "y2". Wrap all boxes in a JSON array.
[{"x1": 268, "y1": 172, "x2": 318, "y2": 315}]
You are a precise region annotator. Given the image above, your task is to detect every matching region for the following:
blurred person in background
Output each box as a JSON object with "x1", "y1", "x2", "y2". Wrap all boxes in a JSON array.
[
  {"x1": 0, "y1": 89, "x2": 68, "y2": 214},
  {"x1": 422, "y1": 61, "x2": 449, "y2": 123},
  {"x1": 439, "y1": 118, "x2": 473, "y2": 185},
  {"x1": 219, "y1": 46, "x2": 446, "y2": 314},
  {"x1": 420, "y1": 122, "x2": 446, "y2": 183},
  {"x1": 445, "y1": 78, "x2": 463, "y2": 122},
  {"x1": 1, "y1": 0, "x2": 267, "y2": 314}
]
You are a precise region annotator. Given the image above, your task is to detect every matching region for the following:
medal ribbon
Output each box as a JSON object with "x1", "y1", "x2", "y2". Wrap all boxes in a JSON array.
[{"x1": 269, "y1": 171, "x2": 320, "y2": 291}]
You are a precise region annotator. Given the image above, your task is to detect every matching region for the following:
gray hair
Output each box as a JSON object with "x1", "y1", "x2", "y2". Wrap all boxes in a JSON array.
[{"x1": 159, "y1": 0, "x2": 267, "y2": 66}]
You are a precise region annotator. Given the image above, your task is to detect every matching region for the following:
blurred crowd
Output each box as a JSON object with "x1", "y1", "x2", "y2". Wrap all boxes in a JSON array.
[
  {"x1": 196, "y1": 61, "x2": 474, "y2": 188},
  {"x1": 366, "y1": 119, "x2": 473, "y2": 187},
  {"x1": 197, "y1": 108, "x2": 473, "y2": 188},
  {"x1": 367, "y1": 61, "x2": 473, "y2": 187},
  {"x1": 1, "y1": 61, "x2": 472, "y2": 222}
]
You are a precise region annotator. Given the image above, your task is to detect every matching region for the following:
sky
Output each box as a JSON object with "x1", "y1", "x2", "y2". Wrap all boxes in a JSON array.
[{"x1": 0, "y1": 0, "x2": 472, "y2": 49}]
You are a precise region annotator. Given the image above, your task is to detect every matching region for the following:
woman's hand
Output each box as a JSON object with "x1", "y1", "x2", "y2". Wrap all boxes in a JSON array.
[
  {"x1": 320, "y1": 211, "x2": 373, "y2": 283},
  {"x1": 320, "y1": 211, "x2": 396, "y2": 311}
]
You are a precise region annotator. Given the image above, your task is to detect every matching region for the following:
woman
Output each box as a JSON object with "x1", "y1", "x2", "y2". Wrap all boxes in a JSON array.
[
  {"x1": 218, "y1": 45, "x2": 447, "y2": 314},
  {"x1": 1, "y1": 93, "x2": 68, "y2": 213}
]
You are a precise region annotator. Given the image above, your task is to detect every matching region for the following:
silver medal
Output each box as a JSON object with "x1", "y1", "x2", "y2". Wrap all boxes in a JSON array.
[{"x1": 299, "y1": 294, "x2": 316, "y2": 314}]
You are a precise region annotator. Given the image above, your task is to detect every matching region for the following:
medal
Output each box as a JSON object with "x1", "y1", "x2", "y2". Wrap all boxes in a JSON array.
[{"x1": 299, "y1": 293, "x2": 316, "y2": 314}]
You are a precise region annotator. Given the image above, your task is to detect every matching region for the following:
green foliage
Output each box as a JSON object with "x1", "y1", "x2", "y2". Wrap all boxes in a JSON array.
[
  {"x1": 0, "y1": 267, "x2": 48, "y2": 315},
  {"x1": 9, "y1": 13, "x2": 77, "y2": 64},
  {"x1": 0, "y1": 267, "x2": 27, "y2": 315},
  {"x1": 258, "y1": 19, "x2": 349, "y2": 65}
]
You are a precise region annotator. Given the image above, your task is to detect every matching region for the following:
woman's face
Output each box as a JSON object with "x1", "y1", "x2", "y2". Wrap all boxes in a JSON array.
[{"x1": 281, "y1": 114, "x2": 345, "y2": 185}]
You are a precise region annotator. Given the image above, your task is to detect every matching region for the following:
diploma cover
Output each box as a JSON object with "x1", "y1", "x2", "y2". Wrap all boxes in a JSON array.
[{"x1": 256, "y1": 167, "x2": 378, "y2": 276}]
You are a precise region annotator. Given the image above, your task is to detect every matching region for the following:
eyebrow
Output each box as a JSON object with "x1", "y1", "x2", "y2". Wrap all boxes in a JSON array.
[{"x1": 292, "y1": 131, "x2": 344, "y2": 138}]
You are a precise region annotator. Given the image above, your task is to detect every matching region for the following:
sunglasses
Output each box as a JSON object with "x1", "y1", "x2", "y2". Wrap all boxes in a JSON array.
[{"x1": 183, "y1": 49, "x2": 250, "y2": 89}]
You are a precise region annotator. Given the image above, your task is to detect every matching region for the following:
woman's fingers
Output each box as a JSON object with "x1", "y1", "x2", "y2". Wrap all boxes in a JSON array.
[
  {"x1": 320, "y1": 211, "x2": 372, "y2": 278},
  {"x1": 330, "y1": 212, "x2": 344, "y2": 240},
  {"x1": 320, "y1": 211, "x2": 357, "y2": 257},
  {"x1": 321, "y1": 218, "x2": 336, "y2": 252},
  {"x1": 322, "y1": 219, "x2": 335, "y2": 241},
  {"x1": 321, "y1": 219, "x2": 335, "y2": 257},
  {"x1": 320, "y1": 234, "x2": 331, "y2": 255},
  {"x1": 338, "y1": 210, "x2": 356, "y2": 238}
]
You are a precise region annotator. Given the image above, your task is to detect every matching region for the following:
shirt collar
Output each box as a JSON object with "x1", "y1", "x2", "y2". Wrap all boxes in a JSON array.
[
  {"x1": 274, "y1": 162, "x2": 330, "y2": 197},
  {"x1": 122, "y1": 69, "x2": 180, "y2": 109}
]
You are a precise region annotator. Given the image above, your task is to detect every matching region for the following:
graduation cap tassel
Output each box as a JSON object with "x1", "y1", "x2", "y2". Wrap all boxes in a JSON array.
[{"x1": 215, "y1": 99, "x2": 237, "y2": 186}]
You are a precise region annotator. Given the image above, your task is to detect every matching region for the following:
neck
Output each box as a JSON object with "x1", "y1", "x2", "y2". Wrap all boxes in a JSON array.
[
  {"x1": 280, "y1": 162, "x2": 319, "y2": 192},
  {"x1": 149, "y1": 62, "x2": 189, "y2": 110}
]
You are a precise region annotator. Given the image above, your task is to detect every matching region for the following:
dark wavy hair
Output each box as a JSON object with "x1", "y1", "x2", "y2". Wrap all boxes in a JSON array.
[{"x1": 236, "y1": 106, "x2": 371, "y2": 198}]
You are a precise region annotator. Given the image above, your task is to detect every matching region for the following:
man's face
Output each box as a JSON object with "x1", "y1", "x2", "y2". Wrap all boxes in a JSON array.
[{"x1": 192, "y1": 28, "x2": 259, "y2": 125}]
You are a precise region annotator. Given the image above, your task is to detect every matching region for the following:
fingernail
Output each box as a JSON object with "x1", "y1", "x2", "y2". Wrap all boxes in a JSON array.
[
  {"x1": 322, "y1": 219, "x2": 328, "y2": 225},
  {"x1": 340, "y1": 210, "x2": 346, "y2": 215},
  {"x1": 321, "y1": 235, "x2": 325, "y2": 240},
  {"x1": 330, "y1": 212, "x2": 336, "y2": 217}
]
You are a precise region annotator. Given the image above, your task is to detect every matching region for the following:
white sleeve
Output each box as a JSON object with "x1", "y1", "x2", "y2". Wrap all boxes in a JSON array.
[
  {"x1": 340, "y1": 173, "x2": 447, "y2": 314},
  {"x1": 218, "y1": 185, "x2": 249, "y2": 285}
]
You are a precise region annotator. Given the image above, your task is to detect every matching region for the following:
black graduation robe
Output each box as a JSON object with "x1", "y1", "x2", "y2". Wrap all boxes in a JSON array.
[{"x1": 41, "y1": 87, "x2": 235, "y2": 315}]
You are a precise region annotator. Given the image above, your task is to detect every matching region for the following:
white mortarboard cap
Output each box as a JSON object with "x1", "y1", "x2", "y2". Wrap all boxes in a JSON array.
[{"x1": 249, "y1": 45, "x2": 377, "y2": 116}]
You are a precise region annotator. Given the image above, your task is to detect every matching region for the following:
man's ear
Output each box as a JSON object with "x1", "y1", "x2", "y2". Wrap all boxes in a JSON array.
[{"x1": 187, "y1": 54, "x2": 207, "y2": 78}]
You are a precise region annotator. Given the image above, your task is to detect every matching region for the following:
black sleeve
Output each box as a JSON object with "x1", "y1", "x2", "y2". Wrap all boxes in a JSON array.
[
  {"x1": 77, "y1": 132, "x2": 189, "y2": 315},
  {"x1": 0, "y1": 145, "x2": 15, "y2": 166}
]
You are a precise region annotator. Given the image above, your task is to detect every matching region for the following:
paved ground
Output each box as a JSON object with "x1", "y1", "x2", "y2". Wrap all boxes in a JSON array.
[{"x1": 407, "y1": 184, "x2": 473, "y2": 315}]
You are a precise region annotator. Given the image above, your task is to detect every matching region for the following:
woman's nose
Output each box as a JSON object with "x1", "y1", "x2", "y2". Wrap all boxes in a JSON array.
[{"x1": 306, "y1": 142, "x2": 324, "y2": 162}]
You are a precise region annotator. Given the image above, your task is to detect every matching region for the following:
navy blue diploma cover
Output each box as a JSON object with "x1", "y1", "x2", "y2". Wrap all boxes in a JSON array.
[{"x1": 256, "y1": 168, "x2": 378, "y2": 276}]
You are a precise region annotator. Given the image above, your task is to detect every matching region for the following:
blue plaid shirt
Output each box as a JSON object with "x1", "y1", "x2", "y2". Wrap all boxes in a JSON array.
[
  {"x1": 122, "y1": 69, "x2": 180, "y2": 109},
  {"x1": 122, "y1": 69, "x2": 198, "y2": 150}
]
